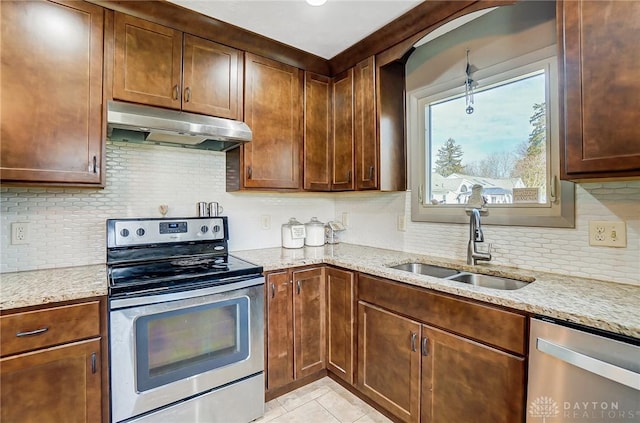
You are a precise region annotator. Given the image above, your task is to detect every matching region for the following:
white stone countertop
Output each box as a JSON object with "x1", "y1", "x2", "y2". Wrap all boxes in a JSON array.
[
  {"x1": 1, "y1": 244, "x2": 637, "y2": 340},
  {"x1": 232, "y1": 243, "x2": 640, "y2": 339},
  {"x1": 0, "y1": 264, "x2": 107, "y2": 311}
]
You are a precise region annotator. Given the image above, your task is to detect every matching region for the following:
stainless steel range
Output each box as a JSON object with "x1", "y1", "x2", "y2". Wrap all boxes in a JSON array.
[{"x1": 107, "y1": 217, "x2": 264, "y2": 423}]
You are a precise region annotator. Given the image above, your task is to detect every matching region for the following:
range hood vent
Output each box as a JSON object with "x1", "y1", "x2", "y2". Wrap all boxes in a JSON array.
[{"x1": 107, "y1": 101, "x2": 252, "y2": 152}]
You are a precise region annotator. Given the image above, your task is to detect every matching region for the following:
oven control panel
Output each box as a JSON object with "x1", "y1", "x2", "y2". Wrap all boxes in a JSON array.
[{"x1": 109, "y1": 217, "x2": 226, "y2": 247}]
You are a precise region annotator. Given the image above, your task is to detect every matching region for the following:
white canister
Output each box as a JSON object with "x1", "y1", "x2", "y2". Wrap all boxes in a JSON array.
[
  {"x1": 282, "y1": 218, "x2": 305, "y2": 249},
  {"x1": 304, "y1": 217, "x2": 325, "y2": 246}
]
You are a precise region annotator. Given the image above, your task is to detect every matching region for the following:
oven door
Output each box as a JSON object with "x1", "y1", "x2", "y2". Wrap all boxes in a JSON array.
[{"x1": 109, "y1": 277, "x2": 264, "y2": 422}]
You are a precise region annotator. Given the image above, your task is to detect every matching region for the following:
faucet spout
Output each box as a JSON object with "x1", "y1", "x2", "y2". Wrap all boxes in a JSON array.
[{"x1": 467, "y1": 208, "x2": 492, "y2": 265}]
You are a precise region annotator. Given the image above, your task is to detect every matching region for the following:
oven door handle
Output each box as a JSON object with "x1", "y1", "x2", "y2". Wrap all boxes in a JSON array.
[{"x1": 537, "y1": 338, "x2": 640, "y2": 391}]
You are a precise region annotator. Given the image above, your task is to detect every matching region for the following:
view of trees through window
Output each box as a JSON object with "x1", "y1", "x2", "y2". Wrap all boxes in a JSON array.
[{"x1": 426, "y1": 71, "x2": 547, "y2": 205}]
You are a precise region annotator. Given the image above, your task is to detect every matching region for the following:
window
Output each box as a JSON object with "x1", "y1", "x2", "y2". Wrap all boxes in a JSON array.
[{"x1": 407, "y1": 46, "x2": 575, "y2": 227}]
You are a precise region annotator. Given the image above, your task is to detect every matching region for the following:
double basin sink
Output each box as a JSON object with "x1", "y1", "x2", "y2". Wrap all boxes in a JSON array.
[{"x1": 389, "y1": 262, "x2": 532, "y2": 290}]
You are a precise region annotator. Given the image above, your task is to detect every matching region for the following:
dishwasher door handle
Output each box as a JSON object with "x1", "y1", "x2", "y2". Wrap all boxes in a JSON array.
[{"x1": 537, "y1": 338, "x2": 640, "y2": 391}]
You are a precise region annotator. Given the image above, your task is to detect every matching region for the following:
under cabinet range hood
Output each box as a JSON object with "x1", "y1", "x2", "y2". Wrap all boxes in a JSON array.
[{"x1": 107, "y1": 101, "x2": 252, "y2": 151}]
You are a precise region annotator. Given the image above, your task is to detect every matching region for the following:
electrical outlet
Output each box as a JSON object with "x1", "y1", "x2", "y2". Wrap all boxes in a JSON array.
[
  {"x1": 397, "y1": 215, "x2": 406, "y2": 232},
  {"x1": 341, "y1": 212, "x2": 349, "y2": 227},
  {"x1": 589, "y1": 220, "x2": 626, "y2": 247},
  {"x1": 11, "y1": 222, "x2": 29, "y2": 245},
  {"x1": 260, "y1": 215, "x2": 271, "y2": 230}
]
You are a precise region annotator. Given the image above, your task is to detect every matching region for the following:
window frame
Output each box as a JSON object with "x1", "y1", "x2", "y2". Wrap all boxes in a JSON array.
[{"x1": 407, "y1": 46, "x2": 575, "y2": 227}]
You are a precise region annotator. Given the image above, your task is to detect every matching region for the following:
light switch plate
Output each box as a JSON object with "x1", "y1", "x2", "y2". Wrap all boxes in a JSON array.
[{"x1": 588, "y1": 220, "x2": 626, "y2": 247}]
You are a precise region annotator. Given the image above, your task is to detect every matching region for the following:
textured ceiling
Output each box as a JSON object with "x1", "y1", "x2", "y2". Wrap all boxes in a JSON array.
[{"x1": 167, "y1": 0, "x2": 423, "y2": 59}]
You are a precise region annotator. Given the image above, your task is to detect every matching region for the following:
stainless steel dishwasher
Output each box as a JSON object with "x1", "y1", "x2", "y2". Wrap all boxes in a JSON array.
[{"x1": 527, "y1": 317, "x2": 640, "y2": 423}]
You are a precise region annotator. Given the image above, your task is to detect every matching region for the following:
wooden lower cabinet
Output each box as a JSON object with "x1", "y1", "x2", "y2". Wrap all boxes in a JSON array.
[
  {"x1": 356, "y1": 274, "x2": 526, "y2": 423},
  {"x1": 265, "y1": 267, "x2": 325, "y2": 392},
  {"x1": 357, "y1": 301, "x2": 421, "y2": 422},
  {"x1": 421, "y1": 325, "x2": 525, "y2": 423},
  {"x1": 1, "y1": 339, "x2": 102, "y2": 423},
  {"x1": 293, "y1": 267, "x2": 326, "y2": 378},
  {"x1": 0, "y1": 298, "x2": 105, "y2": 422},
  {"x1": 325, "y1": 267, "x2": 355, "y2": 384},
  {"x1": 266, "y1": 270, "x2": 295, "y2": 390}
]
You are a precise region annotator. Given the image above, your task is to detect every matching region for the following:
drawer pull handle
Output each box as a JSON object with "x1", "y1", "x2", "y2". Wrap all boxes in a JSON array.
[
  {"x1": 422, "y1": 336, "x2": 429, "y2": 356},
  {"x1": 297, "y1": 280, "x2": 301, "y2": 295},
  {"x1": 410, "y1": 332, "x2": 417, "y2": 352},
  {"x1": 16, "y1": 327, "x2": 49, "y2": 337},
  {"x1": 271, "y1": 283, "x2": 275, "y2": 299}
]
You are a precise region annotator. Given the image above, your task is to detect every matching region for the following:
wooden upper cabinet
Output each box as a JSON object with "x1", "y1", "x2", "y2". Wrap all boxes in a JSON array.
[
  {"x1": 421, "y1": 325, "x2": 525, "y2": 423},
  {"x1": 354, "y1": 56, "x2": 378, "y2": 190},
  {"x1": 559, "y1": 0, "x2": 640, "y2": 179},
  {"x1": 113, "y1": 13, "x2": 242, "y2": 119},
  {"x1": 244, "y1": 53, "x2": 303, "y2": 190},
  {"x1": 182, "y1": 34, "x2": 243, "y2": 119},
  {"x1": 332, "y1": 69, "x2": 355, "y2": 191},
  {"x1": 0, "y1": 0, "x2": 104, "y2": 185},
  {"x1": 304, "y1": 72, "x2": 333, "y2": 191},
  {"x1": 113, "y1": 12, "x2": 182, "y2": 110}
]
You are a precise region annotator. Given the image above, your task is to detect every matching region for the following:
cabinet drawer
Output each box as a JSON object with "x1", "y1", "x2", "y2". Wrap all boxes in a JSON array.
[
  {"x1": 1, "y1": 301, "x2": 100, "y2": 357},
  {"x1": 358, "y1": 274, "x2": 526, "y2": 355}
]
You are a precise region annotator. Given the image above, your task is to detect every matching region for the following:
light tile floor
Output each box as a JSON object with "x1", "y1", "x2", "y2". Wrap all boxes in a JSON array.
[{"x1": 254, "y1": 377, "x2": 394, "y2": 423}]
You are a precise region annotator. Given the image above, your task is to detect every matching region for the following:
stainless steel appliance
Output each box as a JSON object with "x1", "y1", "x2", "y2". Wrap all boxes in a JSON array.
[
  {"x1": 527, "y1": 317, "x2": 640, "y2": 423},
  {"x1": 107, "y1": 217, "x2": 264, "y2": 423},
  {"x1": 107, "y1": 100, "x2": 252, "y2": 151}
]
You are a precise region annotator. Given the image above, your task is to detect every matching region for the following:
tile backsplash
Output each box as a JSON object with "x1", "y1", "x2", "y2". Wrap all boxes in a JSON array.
[
  {"x1": 2, "y1": 141, "x2": 638, "y2": 286},
  {"x1": 0, "y1": 141, "x2": 335, "y2": 273},
  {"x1": 336, "y1": 182, "x2": 640, "y2": 286}
]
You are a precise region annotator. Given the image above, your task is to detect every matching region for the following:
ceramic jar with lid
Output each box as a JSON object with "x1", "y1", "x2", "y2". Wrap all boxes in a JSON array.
[
  {"x1": 304, "y1": 217, "x2": 325, "y2": 246},
  {"x1": 282, "y1": 217, "x2": 305, "y2": 249}
]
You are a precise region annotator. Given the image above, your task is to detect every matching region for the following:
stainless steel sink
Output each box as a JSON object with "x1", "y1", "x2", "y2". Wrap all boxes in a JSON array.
[
  {"x1": 447, "y1": 272, "x2": 530, "y2": 290},
  {"x1": 389, "y1": 263, "x2": 460, "y2": 278},
  {"x1": 388, "y1": 263, "x2": 531, "y2": 290}
]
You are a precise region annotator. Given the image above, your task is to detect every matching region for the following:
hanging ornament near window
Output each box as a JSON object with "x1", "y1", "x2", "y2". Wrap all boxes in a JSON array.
[{"x1": 465, "y1": 49, "x2": 476, "y2": 114}]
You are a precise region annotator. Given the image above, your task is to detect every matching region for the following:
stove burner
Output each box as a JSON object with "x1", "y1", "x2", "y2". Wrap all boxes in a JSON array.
[{"x1": 171, "y1": 257, "x2": 225, "y2": 267}]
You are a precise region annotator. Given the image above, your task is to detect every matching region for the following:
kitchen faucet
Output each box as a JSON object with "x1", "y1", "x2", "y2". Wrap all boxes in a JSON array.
[{"x1": 467, "y1": 208, "x2": 492, "y2": 265}]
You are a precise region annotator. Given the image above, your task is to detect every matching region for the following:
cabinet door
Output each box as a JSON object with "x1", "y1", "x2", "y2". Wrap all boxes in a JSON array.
[
  {"x1": 182, "y1": 34, "x2": 242, "y2": 119},
  {"x1": 0, "y1": 0, "x2": 104, "y2": 185},
  {"x1": 244, "y1": 53, "x2": 303, "y2": 189},
  {"x1": 354, "y1": 56, "x2": 378, "y2": 190},
  {"x1": 325, "y1": 268, "x2": 355, "y2": 384},
  {"x1": 332, "y1": 69, "x2": 355, "y2": 191},
  {"x1": 113, "y1": 13, "x2": 182, "y2": 110},
  {"x1": 1, "y1": 338, "x2": 102, "y2": 423},
  {"x1": 560, "y1": 1, "x2": 640, "y2": 179},
  {"x1": 358, "y1": 302, "x2": 421, "y2": 423},
  {"x1": 421, "y1": 325, "x2": 525, "y2": 423},
  {"x1": 304, "y1": 72, "x2": 333, "y2": 191},
  {"x1": 293, "y1": 268, "x2": 326, "y2": 378},
  {"x1": 266, "y1": 271, "x2": 294, "y2": 390}
]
